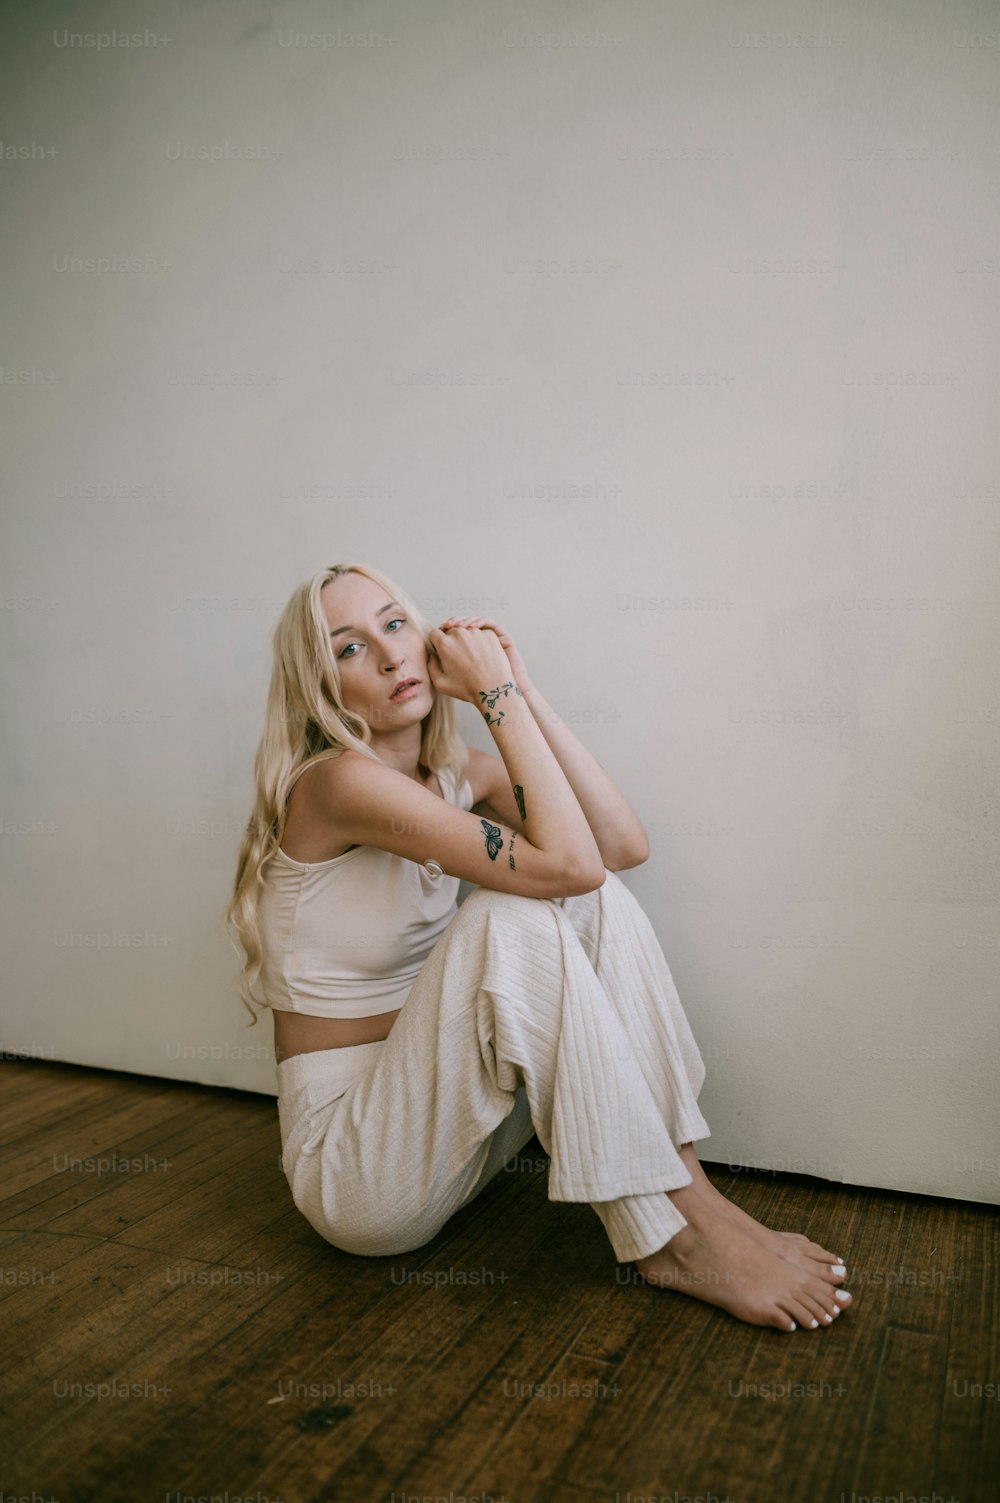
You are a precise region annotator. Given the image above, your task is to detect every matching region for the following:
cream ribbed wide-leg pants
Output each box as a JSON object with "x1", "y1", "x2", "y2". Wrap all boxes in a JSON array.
[{"x1": 275, "y1": 869, "x2": 711, "y2": 1264}]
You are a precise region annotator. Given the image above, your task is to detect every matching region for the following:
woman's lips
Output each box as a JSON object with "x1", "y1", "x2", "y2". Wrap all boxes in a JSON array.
[{"x1": 390, "y1": 678, "x2": 422, "y2": 702}]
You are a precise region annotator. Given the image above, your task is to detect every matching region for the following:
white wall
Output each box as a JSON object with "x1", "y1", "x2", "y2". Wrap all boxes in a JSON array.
[{"x1": 2, "y1": 0, "x2": 997, "y2": 1208}]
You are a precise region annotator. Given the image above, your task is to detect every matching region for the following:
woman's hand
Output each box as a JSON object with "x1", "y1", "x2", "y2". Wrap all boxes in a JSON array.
[
  {"x1": 426, "y1": 623, "x2": 514, "y2": 705},
  {"x1": 436, "y1": 616, "x2": 535, "y2": 697}
]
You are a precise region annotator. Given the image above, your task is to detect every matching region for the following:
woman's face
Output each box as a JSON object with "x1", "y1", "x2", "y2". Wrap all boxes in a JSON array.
[{"x1": 321, "y1": 572, "x2": 434, "y2": 733}]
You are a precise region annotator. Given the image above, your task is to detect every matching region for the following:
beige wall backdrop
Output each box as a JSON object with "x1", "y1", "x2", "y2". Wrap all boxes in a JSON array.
[{"x1": 2, "y1": 0, "x2": 998, "y2": 1206}]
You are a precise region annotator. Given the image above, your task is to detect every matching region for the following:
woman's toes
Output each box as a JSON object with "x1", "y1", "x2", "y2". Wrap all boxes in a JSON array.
[
  {"x1": 810, "y1": 1262, "x2": 847, "y2": 1286},
  {"x1": 834, "y1": 1287, "x2": 853, "y2": 1308},
  {"x1": 802, "y1": 1291, "x2": 834, "y2": 1325},
  {"x1": 787, "y1": 1233, "x2": 840, "y2": 1262},
  {"x1": 783, "y1": 1297, "x2": 818, "y2": 1331}
]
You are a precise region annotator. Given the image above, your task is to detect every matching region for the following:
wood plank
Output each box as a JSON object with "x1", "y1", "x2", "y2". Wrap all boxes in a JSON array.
[
  {"x1": 148, "y1": 1188, "x2": 604, "y2": 1500},
  {"x1": 569, "y1": 1271, "x2": 657, "y2": 1364},
  {"x1": 551, "y1": 1265, "x2": 724, "y2": 1492},
  {"x1": 850, "y1": 1326, "x2": 942, "y2": 1494},
  {"x1": 0, "y1": 1064, "x2": 149, "y2": 1143},
  {"x1": 4, "y1": 1108, "x2": 278, "y2": 1237},
  {"x1": 0, "y1": 1095, "x2": 211, "y2": 1216},
  {"x1": 329, "y1": 1202, "x2": 617, "y2": 1496},
  {"x1": 425, "y1": 1351, "x2": 623, "y2": 1503},
  {"x1": 1, "y1": 1233, "x2": 306, "y2": 1457},
  {"x1": 27, "y1": 1148, "x2": 547, "y2": 1490},
  {"x1": 0, "y1": 1130, "x2": 281, "y2": 1364},
  {"x1": 750, "y1": 1182, "x2": 913, "y2": 1500},
  {"x1": 940, "y1": 1203, "x2": 1000, "y2": 1498},
  {"x1": 885, "y1": 1189, "x2": 964, "y2": 1336},
  {"x1": 1, "y1": 1062, "x2": 997, "y2": 1503}
]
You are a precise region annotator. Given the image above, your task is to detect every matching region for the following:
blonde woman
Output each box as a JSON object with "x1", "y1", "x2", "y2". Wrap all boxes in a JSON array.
[{"x1": 225, "y1": 562, "x2": 853, "y2": 1333}]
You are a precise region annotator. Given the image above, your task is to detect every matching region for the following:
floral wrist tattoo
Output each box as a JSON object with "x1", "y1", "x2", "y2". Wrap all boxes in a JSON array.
[{"x1": 478, "y1": 681, "x2": 523, "y2": 727}]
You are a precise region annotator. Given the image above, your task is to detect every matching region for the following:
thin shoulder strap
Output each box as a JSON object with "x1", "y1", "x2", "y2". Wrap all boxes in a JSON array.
[{"x1": 284, "y1": 750, "x2": 341, "y2": 802}]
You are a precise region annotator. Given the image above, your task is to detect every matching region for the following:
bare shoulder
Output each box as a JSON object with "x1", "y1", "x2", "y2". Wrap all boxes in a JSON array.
[
  {"x1": 288, "y1": 748, "x2": 360, "y2": 805},
  {"x1": 282, "y1": 750, "x2": 359, "y2": 861},
  {"x1": 292, "y1": 747, "x2": 499, "y2": 842},
  {"x1": 307, "y1": 747, "x2": 368, "y2": 782},
  {"x1": 304, "y1": 747, "x2": 379, "y2": 807}
]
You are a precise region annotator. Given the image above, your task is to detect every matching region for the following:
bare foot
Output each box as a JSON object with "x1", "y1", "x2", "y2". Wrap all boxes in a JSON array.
[
  {"x1": 677, "y1": 1144, "x2": 847, "y2": 1284},
  {"x1": 634, "y1": 1186, "x2": 854, "y2": 1332}
]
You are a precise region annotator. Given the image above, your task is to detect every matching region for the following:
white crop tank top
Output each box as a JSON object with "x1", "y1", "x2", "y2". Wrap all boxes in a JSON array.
[{"x1": 257, "y1": 754, "x2": 475, "y2": 1019}]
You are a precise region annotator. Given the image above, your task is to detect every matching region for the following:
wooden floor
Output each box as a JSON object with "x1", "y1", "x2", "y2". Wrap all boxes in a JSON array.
[{"x1": 1, "y1": 1058, "x2": 997, "y2": 1503}]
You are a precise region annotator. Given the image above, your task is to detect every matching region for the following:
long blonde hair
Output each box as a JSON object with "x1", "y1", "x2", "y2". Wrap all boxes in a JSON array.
[{"x1": 223, "y1": 562, "x2": 470, "y2": 1025}]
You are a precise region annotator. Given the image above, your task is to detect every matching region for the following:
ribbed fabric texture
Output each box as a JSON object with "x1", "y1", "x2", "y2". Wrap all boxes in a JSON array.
[{"x1": 276, "y1": 870, "x2": 710, "y2": 1264}]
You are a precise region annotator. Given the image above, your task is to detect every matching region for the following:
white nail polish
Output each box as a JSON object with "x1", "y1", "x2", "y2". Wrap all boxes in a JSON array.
[
  {"x1": 809, "y1": 1319, "x2": 819, "y2": 1329},
  {"x1": 831, "y1": 1264, "x2": 847, "y2": 1276},
  {"x1": 789, "y1": 1321, "x2": 797, "y2": 1331},
  {"x1": 823, "y1": 1313, "x2": 833, "y2": 1323},
  {"x1": 834, "y1": 1289, "x2": 851, "y2": 1302}
]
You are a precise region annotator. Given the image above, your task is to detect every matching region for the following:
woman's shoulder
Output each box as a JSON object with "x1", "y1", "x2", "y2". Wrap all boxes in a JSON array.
[
  {"x1": 282, "y1": 751, "x2": 356, "y2": 862},
  {"x1": 291, "y1": 745, "x2": 488, "y2": 805},
  {"x1": 285, "y1": 748, "x2": 346, "y2": 793}
]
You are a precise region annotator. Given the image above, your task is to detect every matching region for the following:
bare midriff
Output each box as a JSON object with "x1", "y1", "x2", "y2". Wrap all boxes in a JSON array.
[{"x1": 272, "y1": 1006, "x2": 400, "y2": 1064}]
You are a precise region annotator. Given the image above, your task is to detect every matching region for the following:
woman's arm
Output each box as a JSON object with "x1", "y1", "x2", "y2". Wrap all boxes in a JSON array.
[
  {"x1": 518, "y1": 681, "x2": 650, "y2": 871},
  {"x1": 308, "y1": 624, "x2": 607, "y2": 901},
  {"x1": 441, "y1": 615, "x2": 650, "y2": 873}
]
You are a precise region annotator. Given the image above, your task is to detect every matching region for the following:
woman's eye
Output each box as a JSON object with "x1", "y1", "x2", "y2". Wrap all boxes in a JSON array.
[{"x1": 338, "y1": 618, "x2": 406, "y2": 659}]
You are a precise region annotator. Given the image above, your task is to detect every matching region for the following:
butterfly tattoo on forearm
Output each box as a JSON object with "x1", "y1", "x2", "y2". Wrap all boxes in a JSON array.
[{"x1": 480, "y1": 818, "x2": 504, "y2": 862}]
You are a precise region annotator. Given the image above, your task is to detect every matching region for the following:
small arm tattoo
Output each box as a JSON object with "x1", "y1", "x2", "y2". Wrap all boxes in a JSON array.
[
  {"x1": 513, "y1": 784, "x2": 526, "y2": 821},
  {"x1": 479, "y1": 682, "x2": 522, "y2": 728},
  {"x1": 480, "y1": 818, "x2": 504, "y2": 862},
  {"x1": 508, "y1": 830, "x2": 517, "y2": 870},
  {"x1": 479, "y1": 681, "x2": 523, "y2": 710}
]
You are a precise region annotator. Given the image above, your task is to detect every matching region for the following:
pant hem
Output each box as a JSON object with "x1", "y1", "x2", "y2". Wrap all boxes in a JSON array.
[{"x1": 548, "y1": 1167, "x2": 694, "y2": 1202}]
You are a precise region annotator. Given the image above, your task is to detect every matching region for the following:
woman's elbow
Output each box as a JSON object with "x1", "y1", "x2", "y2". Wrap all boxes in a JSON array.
[
  {"x1": 608, "y1": 835, "x2": 650, "y2": 872},
  {"x1": 553, "y1": 858, "x2": 607, "y2": 897},
  {"x1": 632, "y1": 833, "x2": 651, "y2": 866}
]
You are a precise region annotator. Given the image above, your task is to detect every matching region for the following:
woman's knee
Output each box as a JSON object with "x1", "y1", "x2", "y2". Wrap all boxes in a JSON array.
[
  {"x1": 454, "y1": 883, "x2": 558, "y2": 934},
  {"x1": 310, "y1": 1206, "x2": 448, "y2": 1259},
  {"x1": 575, "y1": 866, "x2": 646, "y2": 922}
]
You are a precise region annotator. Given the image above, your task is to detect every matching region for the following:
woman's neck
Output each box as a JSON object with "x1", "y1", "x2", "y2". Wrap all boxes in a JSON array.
[{"x1": 369, "y1": 723, "x2": 426, "y2": 782}]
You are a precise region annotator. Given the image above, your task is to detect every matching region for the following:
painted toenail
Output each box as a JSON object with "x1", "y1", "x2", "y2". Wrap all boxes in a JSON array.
[
  {"x1": 834, "y1": 1290, "x2": 851, "y2": 1302},
  {"x1": 809, "y1": 1319, "x2": 819, "y2": 1329},
  {"x1": 831, "y1": 1264, "x2": 847, "y2": 1276},
  {"x1": 823, "y1": 1313, "x2": 834, "y2": 1323},
  {"x1": 789, "y1": 1321, "x2": 797, "y2": 1331}
]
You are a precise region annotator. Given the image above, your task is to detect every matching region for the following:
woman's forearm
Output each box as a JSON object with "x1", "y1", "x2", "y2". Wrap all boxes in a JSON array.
[
  {"x1": 520, "y1": 681, "x2": 650, "y2": 870},
  {"x1": 477, "y1": 683, "x2": 604, "y2": 885}
]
